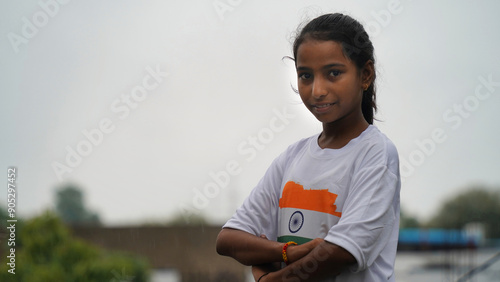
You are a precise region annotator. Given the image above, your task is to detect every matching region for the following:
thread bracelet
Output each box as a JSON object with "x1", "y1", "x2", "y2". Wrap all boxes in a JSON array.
[
  {"x1": 282, "y1": 241, "x2": 297, "y2": 265},
  {"x1": 257, "y1": 272, "x2": 270, "y2": 282}
]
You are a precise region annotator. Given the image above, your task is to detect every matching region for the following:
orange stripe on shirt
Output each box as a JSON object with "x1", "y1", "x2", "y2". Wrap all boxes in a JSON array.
[{"x1": 279, "y1": 181, "x2": 342, "y2": 217}]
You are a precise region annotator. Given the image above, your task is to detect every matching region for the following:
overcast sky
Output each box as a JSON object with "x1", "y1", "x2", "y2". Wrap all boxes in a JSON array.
[{"x1": 1, "y1": 0, "x2": 500, "y2": 226}]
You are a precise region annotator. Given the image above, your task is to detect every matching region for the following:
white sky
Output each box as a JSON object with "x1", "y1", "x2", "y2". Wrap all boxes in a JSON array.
[{"x1": 1, "y1": 0, "x2": 499, "y2": 226}]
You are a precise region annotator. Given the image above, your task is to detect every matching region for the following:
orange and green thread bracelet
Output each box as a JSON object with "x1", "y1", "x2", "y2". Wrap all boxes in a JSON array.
[{"x1": 282, "y1": 241, "x2": 297, "y2": 265}]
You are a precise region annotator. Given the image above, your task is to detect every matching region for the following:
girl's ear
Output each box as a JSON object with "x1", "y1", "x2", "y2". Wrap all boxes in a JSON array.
[{"x1": 361, "y1": 60, "x2": 375, "y2": 89}]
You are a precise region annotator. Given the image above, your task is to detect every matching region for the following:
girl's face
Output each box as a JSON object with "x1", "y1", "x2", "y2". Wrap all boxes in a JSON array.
[{"x1": 296, "y1": 39, "x2": 371, "y2": 126}]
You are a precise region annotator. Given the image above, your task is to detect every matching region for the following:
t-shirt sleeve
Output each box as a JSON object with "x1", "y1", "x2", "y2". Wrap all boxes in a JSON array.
[
  {"x1": 222, "y1": 153, "x2": 286, "y2": 241},
  {"x1": 324, "y1": 142, "x2": 400, "y2": 273}
]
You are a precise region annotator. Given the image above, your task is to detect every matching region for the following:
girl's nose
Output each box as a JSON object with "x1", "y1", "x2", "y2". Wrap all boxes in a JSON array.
[{"x1": 312, "y1": 77, "x2": 328, "y2": 99}]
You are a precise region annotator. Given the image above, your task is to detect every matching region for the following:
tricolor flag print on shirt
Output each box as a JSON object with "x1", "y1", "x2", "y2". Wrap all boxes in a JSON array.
[{"x1": 278, "y1": 181, "x2": 342, "y2": 245}]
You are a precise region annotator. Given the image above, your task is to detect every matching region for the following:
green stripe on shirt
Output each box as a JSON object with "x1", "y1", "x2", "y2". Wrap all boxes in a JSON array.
[{"x1": 278, "y1": 235, "x2": 312, "y2": 245}]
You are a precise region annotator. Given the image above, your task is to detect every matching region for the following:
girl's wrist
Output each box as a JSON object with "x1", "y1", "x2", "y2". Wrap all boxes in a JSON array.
[
  {"x1": 257, "y1": 272, "x2": 270, "y2": 282},
  {"x1": 282, "y1": 241, "x2": 297, "y2": 265}
]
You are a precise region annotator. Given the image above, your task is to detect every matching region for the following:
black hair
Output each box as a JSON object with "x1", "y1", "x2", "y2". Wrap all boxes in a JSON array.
[{"x1": 292, "y1": 13, "x2": 377, "y2": 124}]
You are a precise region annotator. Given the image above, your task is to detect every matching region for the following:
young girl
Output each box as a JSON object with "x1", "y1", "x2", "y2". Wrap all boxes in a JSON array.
[{"x1": 216, "y1": 13, "x2": 400, "y2": 281}]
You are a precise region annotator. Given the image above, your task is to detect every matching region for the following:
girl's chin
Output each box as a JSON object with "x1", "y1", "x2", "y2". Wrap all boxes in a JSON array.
[{"x1": 313, "y1": 116, "x2": 337, "y2": 124}]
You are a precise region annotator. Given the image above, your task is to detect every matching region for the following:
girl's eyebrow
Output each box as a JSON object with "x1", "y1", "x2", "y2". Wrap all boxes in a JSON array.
[
  {"x1": 296, "y1": 63, "x2": 346, "y2": 71},
  {"x1": 323, "y1": 63, "x2": 346, "y2": 68},
  {"x1": 296, "y1": 66, "x2": 310, "y2": 71}
]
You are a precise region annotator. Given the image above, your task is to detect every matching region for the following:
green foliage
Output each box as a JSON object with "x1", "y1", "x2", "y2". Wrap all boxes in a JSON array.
[
  {"x1": 73, "y1": 253, "x2": 149, "y2": 282},
  {"x1": 20, "y1": 211, "x2": 70, "y2": 264},
  {"x1": 426, "y1": 187, "x2": 500, "y2": 238},
  {"x1": 0, "y1": 211, "x2": 149, "y2": 281},
  {"x1": 400, "y1": 208, "x2": 420, "y2": 229},
  {"x1": 55, "y1": 184, "x2": 101, "y2": 226},
  {"x1": 0, "y1": 205, "x2": 8, "y2": 226},
  {"x1": 17, "y1": 262, "x2": 67, "y2": 282}
]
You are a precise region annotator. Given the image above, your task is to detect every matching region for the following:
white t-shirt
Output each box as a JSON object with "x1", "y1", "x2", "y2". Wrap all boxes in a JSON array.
[{"x1": 223, "y1": 125, "x2": 401, "y2": 281}]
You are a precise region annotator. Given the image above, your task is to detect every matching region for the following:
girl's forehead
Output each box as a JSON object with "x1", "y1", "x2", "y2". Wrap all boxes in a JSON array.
[{"x1": 296, "y1": 40, "x2": 351, "y2": 66}]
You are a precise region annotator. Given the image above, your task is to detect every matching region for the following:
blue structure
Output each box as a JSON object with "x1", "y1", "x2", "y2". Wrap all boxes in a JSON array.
[{"x1": 398, "y1": 229, "x2": 477, "y2": 251}]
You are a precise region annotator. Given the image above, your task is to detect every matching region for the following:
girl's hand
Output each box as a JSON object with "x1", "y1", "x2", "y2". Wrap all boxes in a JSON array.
[
  {"x1": 286, "y1": 237, "x2": 324, "y2": 264},
  {"x1": 252, "y1": 234, "x2": 279, "y2": 281},
  {"x1": 252, "y1": 264, "x2": 270, "y2": 281}
]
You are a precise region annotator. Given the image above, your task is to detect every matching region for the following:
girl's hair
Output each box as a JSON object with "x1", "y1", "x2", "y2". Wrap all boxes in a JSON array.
[{"x1": 292, "y1": 13, "x2": 377, "y2": 124}]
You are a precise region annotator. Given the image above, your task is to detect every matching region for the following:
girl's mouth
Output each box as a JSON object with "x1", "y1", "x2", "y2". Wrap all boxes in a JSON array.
[
  {"x1": 314, "y1": 103, "x2": 334, "y2": 108},
  {"x1": 313, "y1": 103, "x2": 335, "y2": 113}
]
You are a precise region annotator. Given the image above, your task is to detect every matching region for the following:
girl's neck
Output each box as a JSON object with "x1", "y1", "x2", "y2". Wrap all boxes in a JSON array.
[{"x1": 318, "y1": 116, "x2": 369, "y2": 149}]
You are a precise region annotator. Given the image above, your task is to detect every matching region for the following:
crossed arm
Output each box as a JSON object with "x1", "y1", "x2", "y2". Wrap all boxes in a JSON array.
[{"x1": 216, "y1": 228, "x2": 356, "y2": 281}]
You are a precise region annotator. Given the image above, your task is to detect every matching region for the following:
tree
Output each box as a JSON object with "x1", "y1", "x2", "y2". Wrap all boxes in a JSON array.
[
  {"x1": 0, "y1": 211, "x2": 150, "y2": 281},
  {"x1": 400, "y1": 208, "x2": 420, "y2": 229},
  {"x1": 55, "y1": 184, "x2": 100, "y2": 226},
  {"x1": 426, "y1": 186, "x2": 500, "y2": 238}
]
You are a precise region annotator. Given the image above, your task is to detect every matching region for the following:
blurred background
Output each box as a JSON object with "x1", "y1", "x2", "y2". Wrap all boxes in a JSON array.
[{"x1": 1, "y1": 0, "x2": 500, "y2": 281}]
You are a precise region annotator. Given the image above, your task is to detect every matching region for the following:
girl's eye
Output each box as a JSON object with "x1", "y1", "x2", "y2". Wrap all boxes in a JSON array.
[
  {"x1": 329, "y1": 70, "x2": 341, "y2": 77},
  {"x1": 298, "y1": 73, "x2": 311, "y2": 80}
]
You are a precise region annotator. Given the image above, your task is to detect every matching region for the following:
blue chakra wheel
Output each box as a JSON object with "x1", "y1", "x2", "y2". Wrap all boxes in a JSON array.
[{"x1": 288, "y1": 211, "x2": 304, "y2": 233}]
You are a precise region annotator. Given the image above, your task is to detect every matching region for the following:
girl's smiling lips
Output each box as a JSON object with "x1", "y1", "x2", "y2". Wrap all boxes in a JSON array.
[{"x1": 312, "y1": 102, "x2": 336, "y2": 113}]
